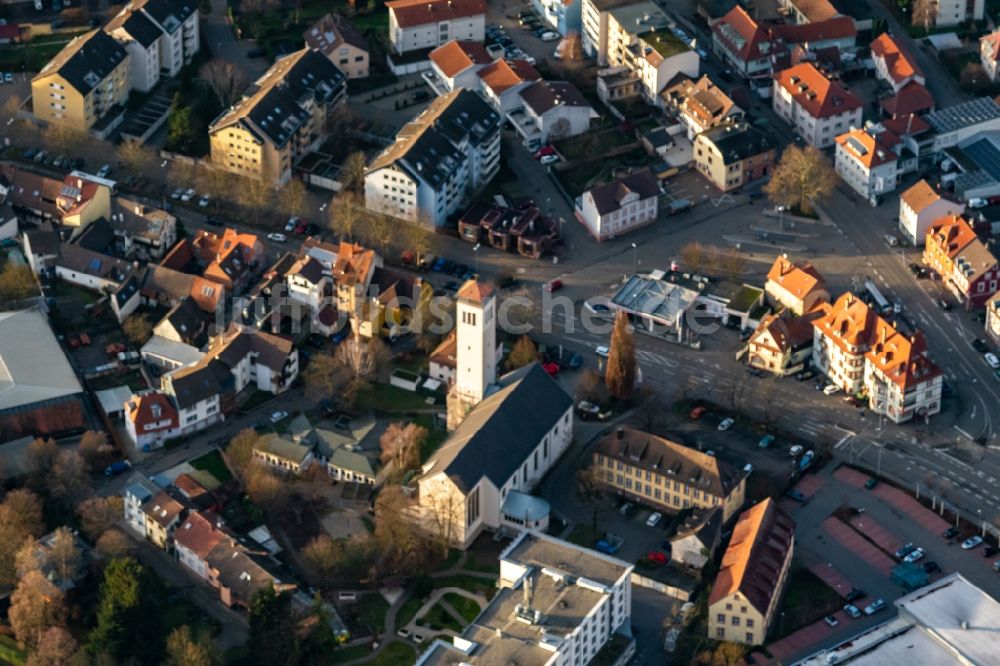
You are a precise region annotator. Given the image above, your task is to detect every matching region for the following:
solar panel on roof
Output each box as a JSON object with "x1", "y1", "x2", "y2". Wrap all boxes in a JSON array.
[{"x1": 961, "y1": 138, "x2": 1000, "y2": 181}]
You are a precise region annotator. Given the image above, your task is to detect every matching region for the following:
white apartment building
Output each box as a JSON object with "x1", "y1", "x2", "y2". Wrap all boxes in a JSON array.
[
  {"x1": 122, "y1": 474, "x2": 160, "y2": 536},
  {"x1": 932, "y1": 0, "x2": 983, "y2": 26},
  {"x1": 106, "y1": 10, "x2": 162, "y2": 93},
  {"x1": 575, "y1": 169, "x2": 660, "y2": 241},
  {"x1": 365, "y1": 89, "x2": 500, "y2": 226},
  {"x1": 107, "y1": 0, "x2": 200, "y2": 92},
  {"x1": 387, "y1": 0, "x2": 486, "y2": 54},
  {"x1": 898, "y1": 179, "x2": 965, "y2": 246},
  {"x1": 871, "y1": 33, "x2": 924, "y2": 94},
  {"x1": 834, "y1": 128, "x2": 900, "y2": 202},
  {"x1": 581, "y1": 0, "x2": 637, "y2": 63},
  {"x1": 711, "y1": 5, "x2": 772, "y2": 79},
  {"x1": 426, "y1": 39, "x2": 493, "y2": 94},
  {"x1": 987, "y1": 292, "x2": 1000, "y2": 347},
  {"x1": 772, "y1": 63, "x2": 862, "y2": 148},
  {"x1": 515, "y1": 80, "x2": 597, "y2": 146}
]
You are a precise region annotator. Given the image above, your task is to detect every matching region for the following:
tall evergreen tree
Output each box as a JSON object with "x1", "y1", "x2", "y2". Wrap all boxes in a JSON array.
[
  {"x1": 89, "y1": 557, "x2": 159, "y2": 661},
  {"x1": 248, "y1": 586, "x2": 299, "y2": 666},
  {"x1": 605, "y1": 311, "x2": 637, "y2": 401}
]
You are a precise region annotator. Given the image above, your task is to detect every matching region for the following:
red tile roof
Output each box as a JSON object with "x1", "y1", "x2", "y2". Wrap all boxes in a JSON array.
[
  {"x1": 867, "y1": 325, "x2": 942, "y2": 390},
  {"x1": 477, "y1": 58, "x2": 540, "y2": 94},
  {"x1": 767, "y1": 256, "x2": 826, "y2": 298},
  {"x1": 175, "y1": 511, "x2": 228, "y2": 559},
  {"x1": 835, "y1": 128, "x2": 898, "y2": 169},
  {"x1": 456, "y1": 279, "x2": 494, "y2": 303},
  {"x1": 880, "y1": 81, "x2": 934, "y2": 117},
  {"x1": 387, "y1": 0, "x2": 487, "y2": 28},
  {"x1": 770, "y1": 16, "x2": 856, "y2": 45},
  {"x1": 713, "y1": 5, "x2": 770, "y2": 63},
  {"x1": 124, "y1": 392, "x2": 178, "y2": 432},
  {"x1": 430, "y1": 39, "x2": 492, "y2": 78},
  {"x1": 927, "y1": 215, "x2": 977, "y2": 259},
  {"x1": 881, "y1": 113, "x2": 930, "y2": 137},
  {"x1": 774, "y1": 63, "x2": 862, "y2": 119},
  {"x1": 871, "y1": 33, "x2": 923, "y2": 84}
]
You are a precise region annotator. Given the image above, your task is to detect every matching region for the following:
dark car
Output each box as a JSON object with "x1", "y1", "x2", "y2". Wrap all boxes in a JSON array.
[
  {"x1": 104, "y1": 460, "x2": 132, "y2": 477},
  {"x1": 984, "y1": 546, "x2": 999, "y2": 558},
  {"x1": 786, "y1": 489, "x2": 808, "y2": 502},
  {"x1": 972, "y1": 338, "x2": 990, "y2": 353},
  {"x1": 943, "y1": 526, "x2": 960, "y2": 540},
  {"x1": 795, "y1": 369, "x2": 815, "y2": 381},
  {"x1": 247, "y1": 47, "x2": 265, "y2": 58},
  {"x1": 937, "y1": 298, "x2": 952, "y2": 311},
  {"x1": 845, "y1": 588, "x2": 865, "y2": 603},
  {"x1": 205, "y1": 217, "x2": 223, "y2": 227},
  {"x1": 922, "y1": 561, "x2": 940, "y2": 574},
  {"x1": 745, "y1": 367, "x2": 765, "y2": 378},
  {"x1": 907, "y1": 263, "x2": 926, "y2": 278}
]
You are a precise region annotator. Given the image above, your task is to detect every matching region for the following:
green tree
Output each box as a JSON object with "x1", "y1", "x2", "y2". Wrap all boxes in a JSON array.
[
  {"x1": 166, "y1": 95, "x2": 203, "y2": 155},
  {"x1": 89, "y1": 557, "x2": 159, "y2": 661},
  {"x1": 248, "y1": 586, "x2": 299, "y2": 666},
  {"x1": 0, "y1": 263, "x2": 38, "y2": 303},
  {"x1": 165, "y1": 625, "x2": 218, "y2": 666},
  {"x1": 122, "y1": 313, "x2": 153, "y2": 346},
  {"x1": 605, "y1": 311, "x2": 636, "y2": 402},
  {"x1": 505, "y1": 335, "x2": 538, "y2": 371}
]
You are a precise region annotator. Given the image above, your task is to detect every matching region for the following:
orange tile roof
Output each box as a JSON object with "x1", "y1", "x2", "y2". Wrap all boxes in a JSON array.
[
  {"x1": 881, "y1": 81, "x2": 934, "y2": 117},
  {"x1": 835, "y1": 128, "x2": 897, "y2": 168},
  {"x1": 387, "y1": 0, "x2": 486, "y2": 28},
  {"x1": 900, "y1": 179, "x2": 943, "y2": 213},
  {"x1": 926, "y1": 215, "x2": 977, "y2": 259},
  {"x1": 871, "y1": 33, "x2": 923, "y2": 84},
  {"x1": 189, "y1": 276, "x2": 223, "y2": 312},
  {"x1": 477, "y1": 58, "x2": 540, "y2": 94},
  {"x1": 142, "y1": 491, "x2": 185, "y2": 528},
  {"x1": 881, "y1": 113, "x2": 930, "y2": 137},
  {"x1": 456, "y1": 279, "x2": 494, "y2": 303},
  {"x1": 767, "y1": 255, "x2": 826, "y2": 299},
  {"x1": 175, "y1": 511, "x2": 228, "y2": 559},
  {"x1": 750, "y1": 311, "x2": 820, "y2": 353},
  {"x1": 867, "y1": 325, "x2": 941, "y2": 389},
  {"x1": 713, "y1": 5, "x2": 769, "y2": 63},
  {"x1": 982, "y1": 30, "x2": 1000, "y2": 64},
  {"x1": 775, "y1": 63, "x2": 862, "y2": 119},
  {"x1": 786, "y1": 0, "x2": 838, "y2": 21},
  {"x1": 124, "y1": 392, "x2": 178, "y2": 432},
  {"x1": 708, "y1": 499, "x2": 794, "y2": 614},
  {"x1": 430, "y1": 39, "x2": 492, "y2": 78},
  {"x1": 813, "y1": 292, "x2": 877, "y2": 349}
]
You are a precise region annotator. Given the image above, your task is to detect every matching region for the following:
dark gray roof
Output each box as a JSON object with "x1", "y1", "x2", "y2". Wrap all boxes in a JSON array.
[
  {"x1": 169, "y1": 360, "x2": 227, "y2": 409},
  {"x1": 205, "y1": 540, "x2": 286, "y2": 605},
  {"x1": 120, "y1": 10, "x2": 162, "y2": 47},
  {"x1": 142, "y1": 265, "x2": 195, "y2": 300},
  {"x1": 73, "y1": 217, "x2": 115, "y2": 253},
  {"x1": 519, "y1": 80, "x2": 591, "y2": 115},
  {"x1": 138, "y1": 0, "x2": 197, "y2": 34},
  {"x1": 700, "y1": 122, "x2": 775, "y2": 165},
  {"x1": 588, "y1": 169, "x2": 659, "y2": 215},
  {"x1": 162, "y1": 297, "x2": 206, "y2": 341},
  {"x1": 36, "y1": 30, "x2": 127, "y2": 96},
  {"x1": 924, "y1": 98, "x2": 1000, "y2": 134},
  {"x1": 24, "y1": 225, "x2": 60, "y2": 257},
  {"x1": 113, "y1": 271, "x2": 143, "y2": 308},
  {"x1": 56, "y1": 244, "x2": 132, "y2": 281},
  {"x1": 424, "y1": 363, "x2": 572, "y2": 492}
]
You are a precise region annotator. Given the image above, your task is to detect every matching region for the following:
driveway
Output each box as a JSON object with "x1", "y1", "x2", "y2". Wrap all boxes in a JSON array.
[{"x1": 203, "y1": 0, "x2": 266, "y2": 76}]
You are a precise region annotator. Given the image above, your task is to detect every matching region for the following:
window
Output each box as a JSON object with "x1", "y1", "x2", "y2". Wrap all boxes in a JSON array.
[
  {"x1": 731, "y1": 617, "x2": 740, "y2": 626},
  {"x1": 746, "y1": 619, "x2": 754, "y2": 628},
  {"x1": 726, "y1": 604, "x2": 732, "y2": 611},
  {"x1": 746, "y1": 632, "x2": 754, "y2": 643},
  {"x1": 716, "y1": 628, "x2": 725, "y2": 639},
  {"x1": 741, "y1": 606, "x2": 747, "y2": 614},
  {"x1": 716, "y1": 614, "x2": 726, "y2": 623}
]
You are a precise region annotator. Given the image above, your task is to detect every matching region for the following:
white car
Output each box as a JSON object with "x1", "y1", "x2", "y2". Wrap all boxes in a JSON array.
[
  {"x1": 583, "y1": 298, "x2": 614, "y2": 317},
  {"x1": 903, "y1": 547, "x2": 925, "y2": 563},
  {"x1": 270, "y1": 410, "x2": 289, "y2": 423},
  {"x1": 540, "y1": 31, "x2": 560, "y2": 41},
  {"x1": 790, "y1": 444, "x2": 804, "y2": 457},
  {"x1": 285, "y1": 216, "x2": 299, "y2": 232},
  {"x1": 540, "y1": 154, "x2": 560, "y2": 166},
  {"x1": 96, "y1": 164, "x2": 111, "y2": 178},
  {"x1": 843, "y1": 604, "x2": 862, "y2": 619},
  {"x1": 198, "y1": 195, "x2": 210, "y2": 207},
  {"x1": 962, "y1": 536, "x2": 984, "y2": 550},
  {"x1": 180, "y1": 188, "x2": 195, "y2": 202},
  {"x1": 595, "y1": 345, "x2": 609, "y2": 358},
  {"x1": 823, "y1": 384, "x2": 841, "y2": 396},
  {"x1": 968, "y1": 197, "x2": 989, "y2": 209},
  {"x1": 718, "y1": 417, "x2": 734, "y2": 431},
  {"x1": 267, "y1": 232, "x2": 287, "y2": 243},
  {"x1": 883, "y1": 234, "x2": 899, "y2": 247},
  {"x1": 646, "y1": 512, "x2": 662, "y2": 527},
  {"x1": 985, "y1": 352, "x2": 1000, "y2": 369},
  {"x1": 170, "y1": 188, "x2": 185, "y2": 199}
]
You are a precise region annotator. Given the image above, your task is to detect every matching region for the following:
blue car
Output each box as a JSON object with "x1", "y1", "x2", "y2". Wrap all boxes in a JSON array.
[
  {"x1": 432, "y1": 257, "x2": 447, "y2": 272},
  {"x1": 104, "y1": 460, "x2": 132, "y2": 477},
  {"x1": 566, "y1": 353, "x2": 582, "y2": 369}
]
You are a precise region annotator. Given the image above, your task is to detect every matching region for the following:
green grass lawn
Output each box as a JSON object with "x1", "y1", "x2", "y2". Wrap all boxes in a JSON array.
[
  {"x1": 417, "y1": 601, "x2": 465, "y2": 632},
  {"x1": 566, "y1": 523, "x2": 596, "y2": 548},
  {"x1": 395, "y1": 595, "x2": 425, "y2": 630},
  {"x1": 413, "y1": 413, "x2": 447, "y2": 462},
  {"x1": 556, "y1": 147, "x2": 649, "y2": 195},
  {"x1": 328, "y1": 642, "x2": 375, "y2": 663},
  {"x1": 356, "y1": 383, "x2": 435, "y2": 412},
  {"x1": 189, "y1": 448, "x2": 234, "y2": 483},
  {"x1": 442, "y1": 592, "x2": 482, "y2": 623},
  {"x1": 353, "y1": 594, "x2": 390, "y2": 636},
  {"x1": 0, "y1": 636, "x2": 25, "y2": 666},
  {"x1": 554, "y1": 129, "x2": 635, "y2": 162},
  {"x1": 366, "y1": 641, "x2": 416, "y2": 665},
  {"x1": 434, "y1": 575, "x2": 497, "y2": 600},
  {"x1": 771, "y1": 567, "x2": 841, "y2": 640}
]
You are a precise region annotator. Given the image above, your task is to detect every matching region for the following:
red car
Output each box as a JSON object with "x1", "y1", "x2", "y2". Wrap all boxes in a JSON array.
[
  {"x1": 543, "y1": 279, "x2": 563, "y2": 292},
  {"x1": 690, "y1": 406, "x2": 706, "y2": 419},
  {"x1": 542, "y1": 362, "x2": 560, "y2": 376},
  {"x1": 647, "y1": 552, "x2": 668, "y2": 565},
  {"x1": 534, "y1": 146, "x2": 555, "y2": 159},
  {"x1": 294, "y1": 220, "x2": 309, "y2": 234}
]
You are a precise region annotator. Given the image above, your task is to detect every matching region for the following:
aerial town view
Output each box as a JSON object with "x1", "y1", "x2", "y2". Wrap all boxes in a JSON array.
[{"x1": 2, "y1": 0, "x2": 1000, "y2": 662}]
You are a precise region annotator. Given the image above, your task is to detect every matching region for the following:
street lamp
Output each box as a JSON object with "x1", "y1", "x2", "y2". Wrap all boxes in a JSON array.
[
  {"x1": 473, "y1": 243, "x2": 481, "y2": 274},
  {"x1": 558, "y1": 216, "x2": 565, "y2": 240},
  {"x1": 979, "y1": 508, "x2": 986, "y2": 537},
  {"x1": 631, "y1": 242, "x2": 638, "y2": 275},
  {"x1": 777, "y1": 205, "x2": 787, "y2": 231}
]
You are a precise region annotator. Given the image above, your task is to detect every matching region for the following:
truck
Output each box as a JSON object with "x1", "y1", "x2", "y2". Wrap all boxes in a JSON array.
[
  {"x1": 864, "y1": 280, "x2": 892, "y2": 315},
  {"x1": 595, "y1": 533, "x2": 625, "y2": 554}
]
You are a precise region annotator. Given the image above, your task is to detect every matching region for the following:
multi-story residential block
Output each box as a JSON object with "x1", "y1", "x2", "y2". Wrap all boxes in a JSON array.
[
  {"x1": 386, "y1": 0, "x2": 486, "y2": 54},
  {"x1": 417, "y1": 531, "x2": 635, "y2": 666},
  {"x1": 772, "y1": 63, "x2": 862, "y2": 148},
  {"x1": 871, "y1": 33, "x2": 924, "y2": 93},
  {"x1": 778, "y1": 0, "x2": 839, "y2": 24},
  {"x1": 574, "y1": 169, "x2": 660, "y2": 241},
  {"x1": 105, "y1": 9, "x2": 162, "y2": 93},
  {"x1": 898, "y1": 179, "x2": 965, "y2": 246},
  {"x1": 711, "y1": 5, "x2": 772, "y2": 79},
  {"x1": 304, "y1": 13, "x2": 370, "y2": 78},
  {"x1": 661, "y1": 75, "x2": 743, "y2": 140},
  {"x1": 31, "y1": 30, "x2": 130, "y2": 134},
  {"x1": 987, "y1": 292, "x2": 1000, "y2": 347},
  {"x1": 981, "y1": 30, "x2": 1000, "y2": 82},
  {"x1": 209, "y1": 48, "x2": 347, "y2": 185},
  {"x1": 105, "y1": 0, "x2": 199, "y2": 93},
  {"x1": 708, "y1": 499, "x2": 794, "y2": 645},
  {"x1": 592, "y1": 427, "x2": 747, "y2": 523},
  {"x1": 580, "y1": 0, "x2": 644, "y2": 62},
  {"x1": 929, "y1": 0, "x2": 983, "y2": 26},
  {"x1": 604, "y1": 1, "x2": 699, "y2": 104},
  {"x1": 813, "y1": 292, "x2": 943, "y2": 422},
  {"x1": 365, "y1": 89, "x2": 500, "y2": 226},
  {"x1": 747, "y1": 311, "x2": 819, "y2": 376},
  {"x1": 694, "y1": 121, "x2": 776, "y2": 192},
  {"x1": 514, "y1": 80, "x2": 597, "y2": 146},
  {"x1": 924, "y1": 215, "x2": 1000, "y2": 310},
  {"x1": 765, "y1": 255, "x2": 829, "y2": 315},
  {"x1": 533, "y1": 0, "x2": 582, "y2": 36},
  {"x1": 834, "y1": 127, "x2": 900, "y2": 202},
  {"x1": 141, "y1": 490, "x2": 187, "y2": 549}
]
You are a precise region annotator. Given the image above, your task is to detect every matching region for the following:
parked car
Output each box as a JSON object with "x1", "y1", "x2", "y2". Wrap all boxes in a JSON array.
[
  {"x1": 943, "y1": 526, "x2": 960, "y2": 540},
  {"x1": 170, "y1": 188, "x2": 185, "y2": 199},
  {"x1": 936, "y1": 298, "x2": 952, "y2": 311},
  {"x1": 540, "y1": 30, "x2": 560, "y2": 41},
  {"x1": 543, "y1": 279, "x2": 563, "y2": 292},
  {"x1": 795, "y1": 369, "x2": 815, "y2": 381},
  {"x1": 865, "y1": 477, "x2": 878, "y2": 489},
  {"x1": 743, "y1": 463, "x2": 753, "y2": 475},
  {"x1": 266, "y1": 233, "x2": 287, "y2": 243},
  {"x1": 618, "y1": 502, "x2": 634, "y2": 516},
  {"x1": 647, "y1": 551, "x2": 668, "y2": 564},
  {"x1": 646, "y1": 512, "x2": 663, "y2": 527},
  {"x1": 542, "y1": 361, "x2": 559, "y2": 376},
  {"x1": 270, "y1": 410, "x2": 289, "y2": 424},
  {"x1": 903, "y1": 547, "x2": 925, "y2": 563},
  {"x1": 972, "y1": 338, "x2": 990, "y2": 353},
  {"x1": 786, "y1": 489, "x2": 808, "y2": 503},
  {"x1": 540, "y1": 154, "x2": 560, "y2": 166},
  {"x1": 205, "y1": 217, "x2": 222, "y2": 227},
  {"x1": 968, "y1": 197, "x2": 989, "y2": 209},
  {"x1": 696, "y1": 47, "x2": 709, "y2": 61},
  {"x1": 285, "y1": 216, "x2": 299, "y2": 232},
  {"x1": 863, "y1": 599, "x2": 886, "y2": 615},
  {"x1": 96, "y1": 164, "x2": 111, "y2": 178},
  {"x1": 789, "y1": 444, "x2": 803, "y2": 457},
  {"x1": 717, "y1": 417, "x2": 734, "y2": 431},
  {"x1": 534, "y1": 146, "x2": 556, "y2": 159},
  {"x1": 294, "y1": 220, "x2": 309, "y2": 234},
  {"x1": 824, "y1": 615, "x2": 839, "y2": 628},
  {"x1": 584, "y1": 299, "x2": 613, "y2": 317},
  {"x1": 845, "y1": 588, "x2": 865, "y2": 603},
  {"x1": 907, "y1": 262, "x2": 926, "y2": 278},
  {"x1": 923, "y1": 561, "x2": 940, "y2": 574},
  {"x1": 883, "y1": 234, "x2": 899, "y2": 247},
  {"x1": 895, "y1": 542, "x2": 916, "y2": 559},
  {"x1": 577, "y1": 401, "x2": 602, "y2": 419},
  {"x1": 104, "y1": 460, "x2": 132, "y2": 477},
  {"x1": 758, "y1": 434, "x2": 775, "y2": 449},
  {"x1": 198, "y1": 195, "x2": 210, "y2": 208},
  {"x1": 745, "y1": 366, "x2": 766, "y2": 378},
  {"x1": 595, "y1": 345, "x2": 609, "y2": 358},
  {"x1": 690, "y1": 406, "x2": 706, "y2": 419},
  {"x1": 963, "y1": 536, "x2": 984, "y2": 550},
  {"x1": 985, "y1": 352, "x2": 1000, "y2": 369},
  {"x1": 432, "y1": 257, "x2": 447, "y2": 272},
  {"x1": 180, "y1": 188, "x2": 195, "y2": 202},
  {"x1": 843, "y1": 604, "x2": 862, "y2": 619},
  {"x1": 823, "y1": 384, "x2": 841, "y2": 396},
  {"x1": 984, "y1": 546, "x2": 999, "y2": 558},
  {"x1": 33, "y1": 150, "x2": 48, "y2": 163}
]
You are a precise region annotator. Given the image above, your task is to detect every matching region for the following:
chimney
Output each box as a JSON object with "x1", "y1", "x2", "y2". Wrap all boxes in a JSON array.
[
  {"x1": 880, "y1": 326, "x2": 887, "y2": 344},
  {"x1": 617, "y1": 427, "x2": 625, "y2": 440},
  {"x1": 135, "y1": 203, "x2": 144, "y2": 215}
]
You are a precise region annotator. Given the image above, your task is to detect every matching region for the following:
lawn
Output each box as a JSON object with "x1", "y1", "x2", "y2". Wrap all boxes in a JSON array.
[
  {"x1": 328, "y1": 643, "x2": 375, "y2": 663},
  {"x1": 442, "y1": 592, "x2": 482, "y2": 623},
  {"x1": 417, "y1": 601, "x2": 465, "y2": 632},
  {"x1": 433, "y1": 575, "x2": 497, "y2": 600},
  {"x1": 189, "y1": 448, "x2": 234, "y2": 483},
  {"x1": 413, "y1": 413, "x2": 447, "y2": 462},
  {"x1": 554, "y1": 129, "x2": 636, "y2": 162},
  {"x1": 556, "y1": 147, "x2": 650, "y2": 195},
  {"x1": 353, "y1": 594, "x2": 390, "y2": 636},
  {"x1": 0, "y1": 636, "x2": 25, "y2": 666},
  {"x1": 395, "y1": 595, "x2": 425, "y2": 629},
  {"x1": 771, "y1": 567, "x2": 841, "y2": 640},
  {"x1": 356, "y1": 382, "x2": 436, "y2": 412},
  {"x1": 367, "y1": 641, "x2": 417, "y2": 665}
]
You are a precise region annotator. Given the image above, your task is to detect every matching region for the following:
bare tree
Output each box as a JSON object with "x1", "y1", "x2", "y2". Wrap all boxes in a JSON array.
[
  {"x1": 278, "y1": 178, "x2": 308, "y2": 221},
  {"x1": 680, "y1": 242, "x2": 708, "y2": 273},
  {"x1": 42, "y1": 124, "x2": 87, "y2": 155},
  {"x1": 199, "y1": 58, "x2": 250, "y2": 108},
  {"x1": 505, "y1": 335, "x2": 538, "y2": 371},
  {"x1": 302, "y1": 352, "x2": 340, "y2": 406},
  {"x1": 763, "y1": 144, "x2": 836, "y2": 215},
  {"x1": 122, "y1": 313, "x2": 153, "y2": 346},
  {"x1": 77, "y1": 496, "x2": 124, "y2": 542},
  {"x1": 47, "y1": 451, "x2": 91, "y2": 506},
  {"x1": 379, "y1": 422, "x2": 426, "y2": 471},
  {"x1": 168, "y1": 160, "x2": 198, "y2": 190},
  {"x1": 165, "y1": 624, "x2": 218, "y2": 666},
  {"x1": 245, "y1": 466, "x2": 291, "y2": 516},
  {"x1": 360, "y1": 210, "x2": 395, "y2": 256},
  {"x1": 339, "y1": 151, "x2": 368, "y2": 194},
  {"x1": 334, "y1": 335, "x2": 389, "y2": 402},
  {"x1": 301, "y1": 534, "x2": 338, "y2": 580},
  {"x1": 576, "y1": 466, "x2": 607, "y2": 542},
  {"x1": 225, "y1": 428, "x2": 261, "y2": 477},
  {"x1": 241, "y1": 176, "x2": 273, "y2": 226},
  {"x1": 45, "y1": 527, "x2": 82, "y2": 588},
  {"x1": 8, "y1": 570, "x2": 67, "y2": 648},
  {"x1": 398, "y1": 219, "x2": 437, "y2": 264},
  {"x1": 911, "y1": 0, "x2": 936, "y2": 30},
  {"x1": 25, "y1": 438, "x2": 59, "y2": 478},
  {"x1": 373, "y1": 485, "x2": 433, "y2": 575},
  {"x1": 421, "y1": 481, "x2": 464, "y2": 557},
  {"x1": 79, "y1": 431, "x2": 114, "y2": 473},
  {"x1": 117, "y1": 141, "x2": 154, "y2": 174},
  {"x1": 95, "y1": 529, "x2": 134, "y2": 559},
  {"x1": 327, "y1": 191, "x2": 366, "y2": 241},
  {"x1": 605, "y1": 311, "x2": 637, "y2": 402},
  {"x1": 27, "y1": 626, "x2": 78, "y2": 666}
]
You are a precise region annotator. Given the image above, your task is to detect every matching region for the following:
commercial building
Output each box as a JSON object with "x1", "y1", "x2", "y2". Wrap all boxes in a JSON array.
[
  {"x1": 386, "y1": 0, "x2": 486, "y2": 54},
  {"x1": 31, "y1": 30, "x2": 130, "y2": 134},
  {"x1": 693, "y1": 121, "x2": 776, "y2": 192},
  {"x1": 834, "y1": 128, "x2": 900, "y2": 202},
  {"x1": 610, "y1": 270, "x2": 702, "y2": 341},
  {"x1": 574, "y1": 169, "x2": 660, "y2": 241},
  {"x1": 365, "y1": 89, "x2": 500, "y2": 226},
  {"x1": 898, "y1": 179, "x2": 965, "y2": 246},
  {"x1": 592, "y1": 427, "x2": 747, "y2": 523},
  {"x1": 304, "y1": 13, "x2": 369, "y2": 79},
  {"x1": 209, "y1": 48, "x2": 347, "y2": 185},
  {"x1": 772, "y1": 63, "x2": 862, "y2": 148},
  {"x1": 417, "y1": 531, "x2": 635, "y2": 665},
  {"x1": 707, "y1": 499, "x2": 794, "y2": 645}
]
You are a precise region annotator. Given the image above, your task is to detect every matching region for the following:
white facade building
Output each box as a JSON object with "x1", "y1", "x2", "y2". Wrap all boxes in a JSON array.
[
  {"x1": 898, "y1": 179, "x2": 965, "y2": 246},
  {"x1": 387, "y1": 0, "x2": 486, "y2": 54},
  {"x1": 575, "y1": 169, "x2": 660, "y2": 241},
  {"x1": 515, "y1": 80, "x2": 597, "y2": 146},
  {"x1": 834, "y1": 128, "x2": 900, "y2": 202},
  {"x1": 773, "y1": 63, "x2": 862, "y2": 148},
  {"x1": 932, "y1": 0, "x2": 983, "y2": 26}
]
